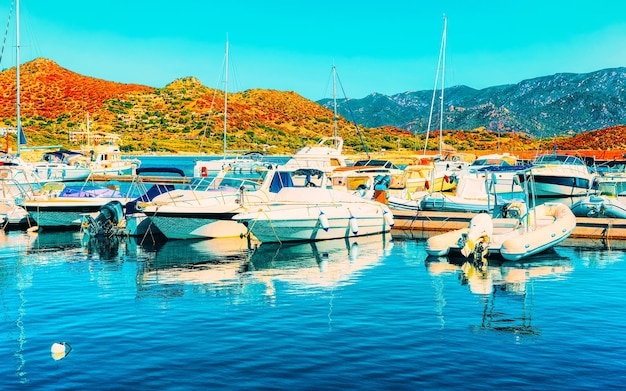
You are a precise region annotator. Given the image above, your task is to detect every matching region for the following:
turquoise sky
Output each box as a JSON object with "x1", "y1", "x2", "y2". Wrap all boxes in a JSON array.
[{"x1": 1, "y1": 1, "x2": 625, "y2": 100}]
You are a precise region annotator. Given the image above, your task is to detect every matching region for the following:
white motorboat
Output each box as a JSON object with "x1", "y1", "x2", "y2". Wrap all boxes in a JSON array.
[
  {"x1": 282, "y1": 136, "x2": 349, "y2": 173},
  {"x1": 425, "y1": 168, "x2": 577, "y2": 263},
  {"x1": 30, "y1": 150, "x2": 92, "y2": 182},
  {"x1": 20, "y1": 182, "x2": 135, "y2": 229},
  {"x1": 85, "y1": 142, "x2": 140, "y2": 176},
  {"x1": 419, "y1": 166, "x2": 528, "y2": 213},
  {"x1": 531, "y1": 154, "x2": 599, "y2": 197},
  {"x1": 570, "y1": 194, "x2": 626, "y2": 219},
  {"x1": 140, "y1": 163, "x2": 281, "y2": 239},
  {"x1": 144, "y1": 165, "x2": 353, "y2": 240},
  {"x1": 425, "y1": 201, "x2": 575, "y2": 262},
  {"x1": 233, "y1": 181, "x2": 394, "y2": 243}
]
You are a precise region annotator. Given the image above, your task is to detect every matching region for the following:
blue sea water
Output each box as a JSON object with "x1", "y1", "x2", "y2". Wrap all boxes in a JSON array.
[
  {"x1": 2, "y1": 231, "x2": 626, "y2": 390},
  {"x1": 1, "y1": 156, "x2": 626, "y2": 390}
]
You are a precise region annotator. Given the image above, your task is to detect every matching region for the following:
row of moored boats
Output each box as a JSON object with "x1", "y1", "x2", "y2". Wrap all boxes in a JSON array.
[{"x1": 2, "y1": 138, "x2": 625, "y2": 265}]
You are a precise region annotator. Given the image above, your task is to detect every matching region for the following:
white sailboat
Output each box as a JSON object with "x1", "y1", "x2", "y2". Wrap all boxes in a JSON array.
[
  {"x1": 0, "y1": 0, "x2": 42, "y2": 227},
  {"x1": 423, "y1": 15, "x2": 470, "y2": 185},
  {"x1": 1, "y1": 0, "x2": 92, "y2": 184},
  {"x1": 283, "y1": 66, "x2": 349, "y2": 173},
  {"x1": 194, "y1": 39, "x2": 264, "y2": 177}
]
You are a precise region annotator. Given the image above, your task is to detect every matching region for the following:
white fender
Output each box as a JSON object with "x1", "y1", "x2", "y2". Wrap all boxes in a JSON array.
[
  {"x1": 318, "y1": 211, "x2": 329, "y2": 231},
  {"x1": 349, "y1": 215, "x2": 359, "y2": 235},
  {"x1": 383, "y1": 209, "x2": 394, "y2": 227}
]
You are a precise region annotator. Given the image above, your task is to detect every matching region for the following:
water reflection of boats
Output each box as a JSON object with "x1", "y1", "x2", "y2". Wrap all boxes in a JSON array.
[
  {"x1": 426, "y1": 250, "x2": 573, "y2": 336},
  {"x1": 248, "y1": 233, "x2": 393, "y2": 290},
  {"x1": 138, "y1": 237, "x2": 253, "y2": 288},
  {"x1": 0, "y1": 230, "x2": 83, "y2": 258},
  {"x1": 137, "y1": 233, "x2": 392, "y2": 299}
]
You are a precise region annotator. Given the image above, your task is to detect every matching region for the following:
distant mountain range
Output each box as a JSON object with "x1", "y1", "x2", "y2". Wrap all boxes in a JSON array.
[{"x1": 317, "y1": 68, "x2": 626, "y2": 137}]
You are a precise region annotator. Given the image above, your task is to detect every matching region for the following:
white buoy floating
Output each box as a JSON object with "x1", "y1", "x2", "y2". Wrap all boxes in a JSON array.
[
  {"x1": 318, "y1": 211, "x2": 330, "y2": 231},
  {"x1": 349, "y1": 215, "x2": 359, "y2": 235},
  {"x1": 383, "y1": 210, "x2": 395, "y2": 227},
  {"x1": 51, "y1": 341, "x2": 72, "y2": 361}
]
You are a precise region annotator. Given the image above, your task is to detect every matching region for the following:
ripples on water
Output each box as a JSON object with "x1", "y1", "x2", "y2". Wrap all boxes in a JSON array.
[{"x1": 1, "y1": 229, "x2": 626, "y2": 390}]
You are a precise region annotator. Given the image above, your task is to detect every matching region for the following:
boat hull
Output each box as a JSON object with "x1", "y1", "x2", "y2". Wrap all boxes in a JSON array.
[
  {"x1": 146, "y1": 213, "x2": 246, "y2": 239},
  {"x1": 236, "y1": 204, "x2": 393, "y2": 243},
  {"x1": 141, "y1": 191, "x2": 260, "y2": 239},
  {"x1": 24, "y1": 198, "x2": 128, "y2": 228},
  {"x1": 569, "y1": 195, "x2": 626, "y2": 219},
  {"x1": 532, "y1": 175, "x2": 594, "y2": 197}
]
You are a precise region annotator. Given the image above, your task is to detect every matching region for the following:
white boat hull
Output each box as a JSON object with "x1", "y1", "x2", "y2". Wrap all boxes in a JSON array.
[
  {"x1": 142, "y1": 189, "x2": 270, "y2": 239},
  {"x1": 570, "y1": 195, "x2": 626, "y2": 219},
  {"x1": 147, "y1": 214, "x2": 247, "y2": 239},
  {"x1": 31, "y1": 165, "x2": 92, "y2": 182},
  {"x1": 239, "y1": 213, "x2": 391, "y2": 243},
  {"x1": 532, "y1": 179, "x2": 593, "y2": 197},
  {"x1": 24, "y1": 197, "x2": 129, "y2": 228},
  {"x1": 420, "y1": 192, "x2": 496, "y2": 213},
  {"x1": 425, "y1": 203, "x2": 576, "y2": 261},
  {"x1": 235, "y1": 197, "x2": 394, "y2": 243},
  {"x1": 531, "y1": 155, "x2": 598, "y2": 198}
]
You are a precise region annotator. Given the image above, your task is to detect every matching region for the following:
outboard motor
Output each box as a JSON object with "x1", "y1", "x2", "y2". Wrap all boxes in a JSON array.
[{"x1": 82, "y1": 201, "x2": 124, "y2": 237}]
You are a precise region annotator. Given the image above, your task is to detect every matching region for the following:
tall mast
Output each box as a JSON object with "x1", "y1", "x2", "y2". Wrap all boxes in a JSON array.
[
  {"x1": 423, "y1": 15, "x2": 447, "y2": 156},
  {"x1": 332, "y1": 65, "x2": 338, "y2": 138},
  {"x1": 223, "y1": 38, "x2": 228, "y2": 160},
  {"x1": 16, "y1": 0, "x2": 21, "y2": 156},
  {"x1": 439, "y1": 15, "x2": 447, "y2": 155}
]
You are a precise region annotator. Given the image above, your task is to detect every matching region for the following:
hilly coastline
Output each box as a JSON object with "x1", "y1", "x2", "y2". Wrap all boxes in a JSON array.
[{"x1": 0, "y1": 58, "x2": 624, "y2": 158}]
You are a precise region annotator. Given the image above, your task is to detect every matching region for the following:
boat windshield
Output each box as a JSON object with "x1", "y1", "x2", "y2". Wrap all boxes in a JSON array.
[
  {"x1": 472, "y1": 158, "x2": 510, "y2": 167},
  {"x1": 353, "y1": 159, "x2": 399, "y2": 169},
  {"x1": 535, "y1": 154, "x2": 585, "y2": 166},
  {"x1": 193, "y1": 167, "x2": 269, "y2": 192}
]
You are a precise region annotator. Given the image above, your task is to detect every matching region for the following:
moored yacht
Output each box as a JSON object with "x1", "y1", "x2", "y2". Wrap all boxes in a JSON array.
[
  {"x1": 141, "y1": 164, "x2": 330, "y2": 240},
  {"x1": 530, "y1": 154, "x2": 598, "y2": 198}
]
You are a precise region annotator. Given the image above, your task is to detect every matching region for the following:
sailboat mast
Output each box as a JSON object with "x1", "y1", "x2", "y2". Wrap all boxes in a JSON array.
[
  {"x1": 439, "y1": 15, "x2": 447, "y2": 155},
  {"x1": 332, "y1": 66, "x2": 338, "y2": 138},
  {"x1": 86, "y1": 112, "x2": 90, "y2": 146},
  {"x1": 223, "y1": 39, "x2": 228, "y2": 160},
  {"x1": 422, "y1": 15, "x2": 447, "y2": 156},
  {"x1": 16, "y1": 0, "x2": 21, "y2": 156}
]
